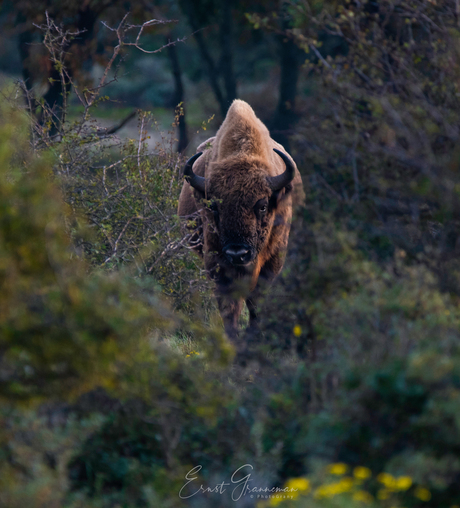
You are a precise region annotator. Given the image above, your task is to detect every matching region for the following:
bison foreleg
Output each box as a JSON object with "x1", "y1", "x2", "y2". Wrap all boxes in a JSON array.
[
  {"x1": 246, "y1": 294, "x2": 258, "y2": 329},
  {"x1": 245, "y1": 262, "x2": 281, "y2": 337},
  {"x1": 216, "y1": 294, "x2": 244, "y2": 342}
]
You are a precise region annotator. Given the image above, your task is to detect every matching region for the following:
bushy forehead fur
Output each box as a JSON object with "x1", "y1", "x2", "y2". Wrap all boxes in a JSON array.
[
  {"x1": 207, "y1": 156, "x2": 272, "y2": 207},
  {"x1": 214, "y1": 100, "x2": 272, "y2": 163}
]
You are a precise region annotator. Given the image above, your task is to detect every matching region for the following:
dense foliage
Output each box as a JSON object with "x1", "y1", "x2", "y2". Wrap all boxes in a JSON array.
[{"x1": 3, "y1": 1, "x2": 460, "y2": 508}]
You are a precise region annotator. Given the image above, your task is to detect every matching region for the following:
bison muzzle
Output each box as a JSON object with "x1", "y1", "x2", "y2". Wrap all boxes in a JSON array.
[{"x1": 178, "y1": 100, "x2": 304, "y2": 342}]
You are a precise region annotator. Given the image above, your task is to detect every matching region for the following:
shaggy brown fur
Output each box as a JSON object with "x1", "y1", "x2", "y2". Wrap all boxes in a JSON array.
[{"x1": 178, "y1": 99, "x2": 304, "y2": 341}]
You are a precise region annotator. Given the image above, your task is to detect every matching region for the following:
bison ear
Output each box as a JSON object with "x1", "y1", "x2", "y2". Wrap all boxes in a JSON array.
[{"x1": 269, "y1": 184, "x2": 292, "y2": 209}]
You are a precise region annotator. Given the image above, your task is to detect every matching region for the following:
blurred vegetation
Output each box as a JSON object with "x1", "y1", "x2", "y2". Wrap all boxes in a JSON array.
[{"x1": 2, "y1": 1, "x2": 460, "y2": 508}]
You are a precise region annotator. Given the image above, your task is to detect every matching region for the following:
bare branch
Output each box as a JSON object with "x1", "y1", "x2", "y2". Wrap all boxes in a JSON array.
[
  {"x1": 100, "y1": 14, "x2": 185, "y2": 58},
  {"x1": 98, "y1": 110, "x2": 136, "y2": 136},
  {"x1": 309, "y1": 43, "x2": 332, "y2": 69}
]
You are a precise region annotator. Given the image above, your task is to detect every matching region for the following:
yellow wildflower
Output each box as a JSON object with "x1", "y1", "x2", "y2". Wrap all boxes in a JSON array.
[
  {"x1": 314, "y1": 486, "x2": 326, "y2": 499},
  {"x1": 328, "y1": 463, "x2": 348, "y2": 475},
  {"x1": 314, "y1": 484, "x2": 337, "y2": 499},
  {"x1": 314, "y1": 485, "x2": 334, "y2": 499},
  {"x1": 269, "y1": 496, "x2": 283, "y2": 506},
  {"x1": 353, "y1": 490, "x2": 374, "y2": 504},
  {"x1": 353, "y1": 466, "x2": 372, "y2": 480},
  {"x1": 293, "y1": 325, "x2": 302, "y2": 337},
  {"x1": 285, "y1": 477, "x2": 310, "y2": 492},
  {"x1": 377, "y1": 472, "x2": 396, "y2": 489},
  {"x1": 338, "y1": 477, "x2": 354, "y2": 491},
  {"x1": 414, "y1": 487, "x2": 431, "y2": 501},
  {"x1": 395, "y1": 476, "x2": 412, "y2": 491},
  {"x1": 314, "y1": 478, "x2": 353, "y2": 499}
]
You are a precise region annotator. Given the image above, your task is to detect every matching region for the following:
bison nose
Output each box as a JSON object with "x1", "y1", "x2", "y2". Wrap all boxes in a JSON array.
[{"x1": 224, "y1": 244, "x2": 252, "y2": 266}]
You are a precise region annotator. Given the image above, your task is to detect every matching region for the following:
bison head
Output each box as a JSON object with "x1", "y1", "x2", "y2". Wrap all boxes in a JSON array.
[{"x1": 184, "y1": 149, "x2": 295, "y2": 268}]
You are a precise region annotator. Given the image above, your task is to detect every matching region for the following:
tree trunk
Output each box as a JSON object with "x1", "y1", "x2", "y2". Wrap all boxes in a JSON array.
[
  {"x1": 271, "y1": 5, "x2": 302, "y2": 151},
  {"x1": 178, "y1": 0, "x2": 238, "y2": 118},
  {"x1": 17, "y1": 11, "x2": 38, "y2": 113},
  {"x1": 219, "y1": 0, "x2": 237, "y2": 107},
  {"x1": 18, "y1": 27, "x2": 34, "y2": 90},
  {"x1": 193, "y1": 29, "x2": 227, "y2": 118}
]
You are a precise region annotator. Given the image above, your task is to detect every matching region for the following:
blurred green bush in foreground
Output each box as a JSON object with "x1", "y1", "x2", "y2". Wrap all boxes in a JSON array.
[
  {"x1": 0, "y1": 104, "x2": 173, "y2": 402},
  {"x1": 0, "y1": 102, "x2": 231, "y2": 507}
]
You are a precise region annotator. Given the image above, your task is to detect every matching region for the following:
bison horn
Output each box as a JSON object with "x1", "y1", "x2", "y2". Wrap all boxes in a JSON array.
[
  {"x1": 267, "y1": 148, "x2": 296, "y2": 191},
  {"x1": 184, "y1": 152, "x2": 206, "y2": 193}
]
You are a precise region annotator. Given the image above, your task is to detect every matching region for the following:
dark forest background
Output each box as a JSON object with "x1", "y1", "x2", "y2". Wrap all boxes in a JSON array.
[{"x1": 2, "y1": 1, "x2": 460, "y2": 507}]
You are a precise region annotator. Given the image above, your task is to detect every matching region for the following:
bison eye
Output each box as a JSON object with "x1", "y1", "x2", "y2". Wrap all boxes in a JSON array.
[{"x1": 255, "y1": 199, "x2": 268, "y2": 218}]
